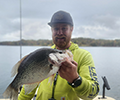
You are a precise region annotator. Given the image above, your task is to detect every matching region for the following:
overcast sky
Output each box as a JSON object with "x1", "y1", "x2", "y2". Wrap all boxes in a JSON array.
[{"x1": 0, "y1": 0, "x2": 120, "y2": 42}]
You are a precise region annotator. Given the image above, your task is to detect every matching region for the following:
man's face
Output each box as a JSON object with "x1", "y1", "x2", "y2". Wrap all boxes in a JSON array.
[{"x1": 51, "y1": 23, "x2": 73, "y2": 50}]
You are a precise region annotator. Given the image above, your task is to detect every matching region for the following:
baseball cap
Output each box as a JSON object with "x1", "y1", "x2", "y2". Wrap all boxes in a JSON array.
[{"x1": 48, "y1": 10, "x2": 73, "y2": 26}]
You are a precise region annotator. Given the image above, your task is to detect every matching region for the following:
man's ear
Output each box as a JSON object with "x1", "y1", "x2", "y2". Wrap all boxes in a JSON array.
[
  {"x1": 51, "y1": 27, "x2": 53, "y2": 32},
  {"x1": 70, "y1": 26, "x2": 73, "y2": 32}
]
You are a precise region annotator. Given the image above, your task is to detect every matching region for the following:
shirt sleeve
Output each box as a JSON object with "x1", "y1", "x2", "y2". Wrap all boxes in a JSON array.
[
  {"x1": 18, "y1": 85, "x2": 37, "y2": 100},
  {"x1": 73, "y1": 50, "x2": 99, "y2": 100}
]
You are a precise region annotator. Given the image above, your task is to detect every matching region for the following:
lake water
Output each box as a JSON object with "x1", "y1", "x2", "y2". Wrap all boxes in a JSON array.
[{"x1": 0, "y1": 46, "x2": 120, "y2": 100}]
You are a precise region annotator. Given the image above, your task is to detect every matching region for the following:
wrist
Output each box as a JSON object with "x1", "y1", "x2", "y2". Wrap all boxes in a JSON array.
[
  {"x1": 68, "y1": 75, "x2": 82, "y2": 88},
  {"x1": 68, "y1": 73, "x2": 79, "y2": 83}
]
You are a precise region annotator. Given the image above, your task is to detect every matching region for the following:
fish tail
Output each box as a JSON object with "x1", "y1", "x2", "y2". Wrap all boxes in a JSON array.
[{"x1": 3, "y1": 83, "x2": 18, "y2": 100}]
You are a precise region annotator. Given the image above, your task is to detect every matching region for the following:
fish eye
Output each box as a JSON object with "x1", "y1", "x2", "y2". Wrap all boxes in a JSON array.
[{"x1": 59, "y1": 51, "x2": 63, "y2": 54}]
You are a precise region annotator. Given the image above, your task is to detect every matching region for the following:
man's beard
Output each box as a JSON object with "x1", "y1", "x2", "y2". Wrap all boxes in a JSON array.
[{"x1": 53, "y1": 36, "x2": 70, "y2": 49}]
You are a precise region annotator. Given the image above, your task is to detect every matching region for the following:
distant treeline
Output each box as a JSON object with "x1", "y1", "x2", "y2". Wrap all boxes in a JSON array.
[
  {"x1": 72, "y1": 38, "x2": 120, "y2": 47},
  {"x1": 0, "y1": 37, "x2": 120, "y2": 47}
]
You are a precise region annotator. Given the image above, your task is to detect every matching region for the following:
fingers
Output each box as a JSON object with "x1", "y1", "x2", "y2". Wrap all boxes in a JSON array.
[
  {"x1": 59, "y1": 60, "x2": 77, "y2": 73},
  {"x1": 58, "y1": 61, "x2": 70, "y2": 76},
  {"x1": 71, "y1": 60, "x2": 78, "y2": 66},
  {"x1": 58, "y1": 60, "x2": 78, "y2": 83},
  {"x1": 62, "y1": 59, "x2": 78, "y2": 68},
  {"x1": 59, "y1": 63, "x2": 68, "y2": 73}
]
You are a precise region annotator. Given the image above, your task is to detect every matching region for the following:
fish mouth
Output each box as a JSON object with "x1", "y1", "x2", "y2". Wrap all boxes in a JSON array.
[
  {"x1": 48, "y1": 53, "x2": 62, "y2": 67},
  {"x1": 48, "y1": 57, "x2": 55, "y2": 65},
  {"x1": 48, "y1": 57, "x2": 60, "y2": 67}
]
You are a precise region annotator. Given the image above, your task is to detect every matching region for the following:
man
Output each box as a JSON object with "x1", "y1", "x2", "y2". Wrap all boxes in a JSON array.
[{"x1": 18, "y1": 10, "x2": 99, "y2": 100}]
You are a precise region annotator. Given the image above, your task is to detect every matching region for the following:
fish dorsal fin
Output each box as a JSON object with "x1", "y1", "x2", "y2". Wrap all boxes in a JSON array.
[{"x1": 11, "y1": 54, "x2": 29, "y2": 77}]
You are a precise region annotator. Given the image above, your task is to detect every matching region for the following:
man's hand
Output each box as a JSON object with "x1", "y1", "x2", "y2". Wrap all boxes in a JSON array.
[{"x1": 58, "y1": 58, "x2": 79, "y2": 83}]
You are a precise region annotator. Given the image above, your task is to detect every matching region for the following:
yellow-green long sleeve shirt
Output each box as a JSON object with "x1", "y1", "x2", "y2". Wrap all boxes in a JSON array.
[{"x1": 18, "y1": 42, "x2": 99, "y2": 100}]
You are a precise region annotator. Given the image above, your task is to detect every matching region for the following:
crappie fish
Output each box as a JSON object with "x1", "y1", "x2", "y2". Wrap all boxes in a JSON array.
[{"x1": 3, "y1": 48, "x2": 73, "y2": 100}]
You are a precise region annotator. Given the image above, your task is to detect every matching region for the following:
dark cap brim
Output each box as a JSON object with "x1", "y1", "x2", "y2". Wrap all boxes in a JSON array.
[
  {"x1": 48, "y1": 22, "x2": 73, "y2": 27},
  {"x1": 48, "y1": 22, "x2": 52, "y2": 26}
]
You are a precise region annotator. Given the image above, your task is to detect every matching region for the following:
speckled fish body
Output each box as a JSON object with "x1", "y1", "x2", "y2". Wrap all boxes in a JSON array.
[{"x1": 3, "y1": 48, "x2": 73, "y2": 100}]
